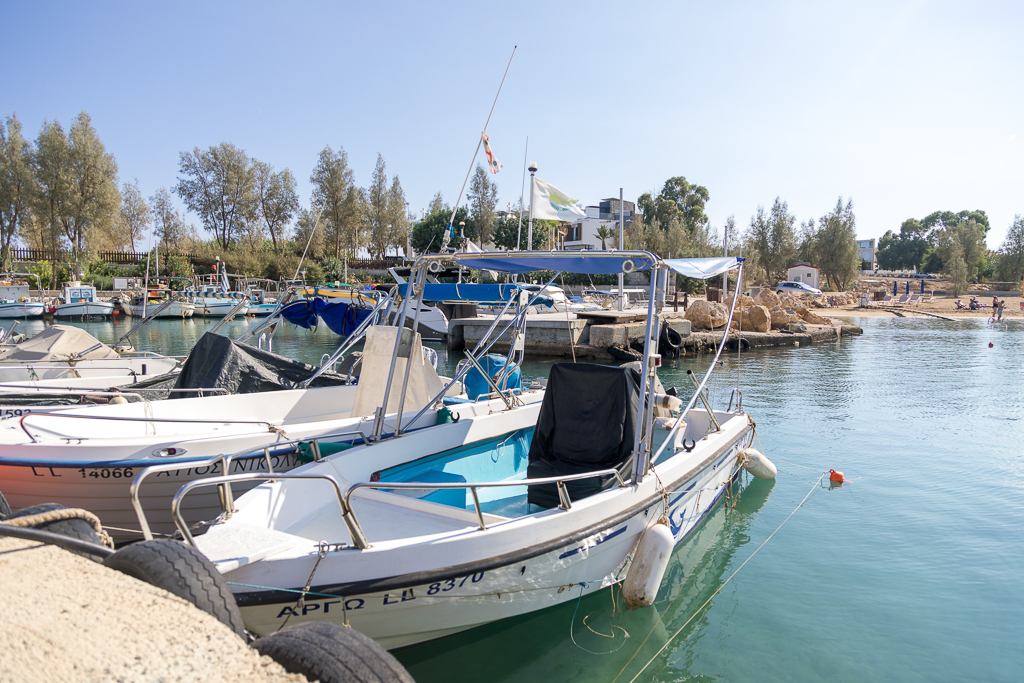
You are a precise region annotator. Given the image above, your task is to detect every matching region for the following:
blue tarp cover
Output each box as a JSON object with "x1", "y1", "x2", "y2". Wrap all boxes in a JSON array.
[
  {"x1": 445, "y1": 252, "x2": 656, "y2": 275},
  {"x1": 280, "y1": 299, "x2": 372, "y2": 336},
  {"x1": 395, "y1": 283, "x2": 520, "y2": 303}
]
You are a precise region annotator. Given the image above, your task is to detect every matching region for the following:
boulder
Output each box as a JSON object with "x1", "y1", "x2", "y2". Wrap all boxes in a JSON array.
[
  {"x1": 796, "y1": 307, "x2": 831, "y2": 325},
  {"x1": 754, "y1": 289, "x2": 780, "y2": 309},
  {"x1": 735, "y1": 304, "x2": 771, "y2": 332},
  {"x1": 684, "y1": 299, "x2": 729, "y2": 330},
  {"x1": 770, "y1": 308, "x2": 798, "y2": 329}
]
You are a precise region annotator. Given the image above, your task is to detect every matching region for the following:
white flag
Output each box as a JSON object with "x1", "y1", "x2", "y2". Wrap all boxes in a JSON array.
[{"x1": 531, "y1": 177, "x2": 587, "y2": 222}]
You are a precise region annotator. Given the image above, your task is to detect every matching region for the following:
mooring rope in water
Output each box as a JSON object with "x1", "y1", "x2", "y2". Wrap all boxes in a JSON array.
[{"x1": 613, "y1": 471, "x2": 826, "y2": 683}]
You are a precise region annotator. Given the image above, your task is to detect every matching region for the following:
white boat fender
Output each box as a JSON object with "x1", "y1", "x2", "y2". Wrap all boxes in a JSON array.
[
  {"x1": 109, "y1": 395, "x2": 128, "y2": 404},
  {"x1": 738, "y1": 447, "x2": 777, "y2": 479},
  {"x1": 653, "y1": 393, "x2": 682, "y2": 412},
  {"x1": 622, "y1": 518, "x2": 675, "y2": 610}
]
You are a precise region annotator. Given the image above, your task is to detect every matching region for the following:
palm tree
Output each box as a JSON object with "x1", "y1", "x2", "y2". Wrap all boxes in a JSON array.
[{"x1": 594, "y1": 224, "x2": 616, "y2": 250}]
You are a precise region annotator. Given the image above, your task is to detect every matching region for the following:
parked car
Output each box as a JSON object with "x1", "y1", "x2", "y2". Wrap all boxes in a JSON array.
[{"x1": 776, "y1": 281, "x2": 823, "y2": 296}]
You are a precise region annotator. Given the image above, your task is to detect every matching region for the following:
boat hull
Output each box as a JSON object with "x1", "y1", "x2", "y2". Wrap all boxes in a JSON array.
[
  {"x1": 54, "y1": 301, "x2": 115, "y2": 318},
  {"x1": 0, "y1": 356, "x2": 179, "y2": 383},
  {"x1": 212, "y1": 407, "x2": 751, "y2": 649},
  {"x1": 0, "y1": 449, "x2": 302, "y2": 541},
  {"x1": 123, "y1": 302, "x2": 195, "y2": 318},
  {"x1": 0, "y1": 303, "x2": 45, "y2": 319}
]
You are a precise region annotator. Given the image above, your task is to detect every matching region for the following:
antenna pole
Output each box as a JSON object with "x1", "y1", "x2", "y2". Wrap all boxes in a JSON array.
[{"x1": 442, "y1": 46, "x2": 517, "y2": 252}]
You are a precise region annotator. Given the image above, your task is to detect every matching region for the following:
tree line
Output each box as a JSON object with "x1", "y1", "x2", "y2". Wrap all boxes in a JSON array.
[
  {"x1": 0, "y1": 111, "x2": 414, "y2": 279},
  {"x1": 876, "y1": 210, "x2": 1024, "y2": 294}
]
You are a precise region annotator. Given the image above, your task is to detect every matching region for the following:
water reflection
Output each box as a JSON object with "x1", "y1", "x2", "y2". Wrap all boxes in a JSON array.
[{"x1": 395, "y1": 479, "x2": 775, "y2": 683}]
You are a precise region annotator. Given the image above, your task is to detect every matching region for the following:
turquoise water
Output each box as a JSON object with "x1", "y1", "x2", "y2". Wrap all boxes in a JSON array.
[{"x1": 16, "y1": 315, "x2": 1023, "y2": 682}]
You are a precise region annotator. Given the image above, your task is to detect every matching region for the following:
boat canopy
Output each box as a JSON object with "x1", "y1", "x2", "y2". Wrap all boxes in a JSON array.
[
  {"x1": 662, "y1": 257, "x2": 743, "y2": 280},
  {"x1": 438, "y1": 251, "x2": 656, "y2": 275},
  {"x1": 394, "y1": 282, "x2": 520, "y2": 303}
]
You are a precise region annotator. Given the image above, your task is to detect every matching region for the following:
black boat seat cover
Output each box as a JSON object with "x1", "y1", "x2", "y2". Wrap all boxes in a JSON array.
[{"x1": 527, "y1": 363, "x2": 640, "y2": 508}]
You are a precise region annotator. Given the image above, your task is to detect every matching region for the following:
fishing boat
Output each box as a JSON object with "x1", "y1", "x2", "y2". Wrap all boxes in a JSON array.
[
  {"x1": 158, "y1": 251, "x2": 774, "y2": 649},
  {"x1": 184, "y1": 270, "x2": 251, "y2": 317},
  {"x1": 53, "y1": 282, "x2": 116, "y2": 319},
  {"x1": 241, "y1": 279, "x2": 283, "y2": 317},
  {"x1": 120, "y1": 285, "x2": 195, "y2": 318},
  {"x1": 0, "y1": 296, "x2": 477, "y2": 542},
  {"x1": 0, "y1": 274, "x2": 46, "y2": 319}
]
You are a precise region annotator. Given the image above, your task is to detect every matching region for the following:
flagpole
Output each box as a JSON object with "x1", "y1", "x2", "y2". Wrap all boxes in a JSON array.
[
  {"x1": 527, "y1": 163, "x2": 537, "y2": 250},
  {"x1": 516, "y1": 136, "x2": 528, "y2": 251},
  {"x1": 441, "y1": 46, "x2": 517, "y2": 252}
]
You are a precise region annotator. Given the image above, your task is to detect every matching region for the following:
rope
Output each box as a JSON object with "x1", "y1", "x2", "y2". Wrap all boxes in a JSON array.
[
  {"x1": 615, "y1": 472, "x2": 826, "y2": 683},
  {"x1": 0, "y1": 508, "x2": 114, "y2": 548},
  {"x1": 277, "y1": 540, "x2": 330, "y2": 631}
]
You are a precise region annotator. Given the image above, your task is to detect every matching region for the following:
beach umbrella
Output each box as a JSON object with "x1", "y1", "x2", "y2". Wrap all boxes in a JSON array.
[
  {"x1": 921, "y1": 279, "x2": 925, "y2": 294},
  {"x1": 893, "y1": 281, "x2": 898, "y2": 295},
  {"x1": 906, "y1": 281, "x2": 910, "y2": 294}
]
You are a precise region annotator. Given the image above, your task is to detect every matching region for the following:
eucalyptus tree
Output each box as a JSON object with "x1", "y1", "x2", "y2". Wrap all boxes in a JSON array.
[
  {"x1": 65, "y1": 113, "x2": 120, "y2": 256},
  {"x1": 363, "y1": 154, "x2": 407, "y2": 259},
  {"x1": 31, "y1": 113, "x2": 120, "y2": 268},
  {"x1": 117, "y1": 179, "x2": 150, "y2": 251},
  {"x1": 996, "y1": 215, "x2": 1024, "y2": 282},
  {"x1": 310, "y1": 145, "x2": 358, "y2": 259},
  {"x1": 253, "y1": 161, "x2": 298, "y2": 255},
  {"x1": 812, "y1": 197, "x2": 859, "y2": 290},
  {"x1": 745, "y1": 198, "x2": 796, "y2": 284},
  {"x1": 386, "y1": 174, "x2": 408, "y2": 255},
  {"x1": 150, "y1": 187, "x2": 189, "y2": 250},
  {"x1": 174, "y1": 143, "x2": 255, "y2": 249},
  {"x1": 467, "y1": 164, "x2": 499, "y2": 246},
  {"x1": 932, "y1": 220, "x2": 987, "y2": 281},
  {"x1": 944, "y1": 239, "x2": 968, "y2": 296},
  {"x1": 0, "y1": 114, "x2": 35, "y2": 268},
  {"x1": 428, "y1": 191, "x2": 445, "y2": 215}
]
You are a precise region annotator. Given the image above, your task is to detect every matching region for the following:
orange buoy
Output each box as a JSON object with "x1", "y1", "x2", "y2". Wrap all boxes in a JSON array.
[
  {"x1": 989, "y1": 342, "x2": 994, "y2": 348},
  {"x1": 829, "y1": 469, "x2": 845, "y2": 483}
]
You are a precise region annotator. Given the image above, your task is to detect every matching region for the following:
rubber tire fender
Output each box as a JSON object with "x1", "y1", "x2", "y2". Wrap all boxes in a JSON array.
[
  {"x1": 253, "y1": 622, "x2": 415, "y2": 683},
  {"x1": 6, "y1": 503, "x2": 102, "y2": 560},
  {"x1": 102, "y1": 539, "x2": 245, "y2": 638}
]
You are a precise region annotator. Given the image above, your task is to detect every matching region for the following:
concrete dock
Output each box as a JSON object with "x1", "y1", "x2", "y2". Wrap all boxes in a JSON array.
[{"x1": 447, "y1": 312, "x2": 862, "y2": 358}]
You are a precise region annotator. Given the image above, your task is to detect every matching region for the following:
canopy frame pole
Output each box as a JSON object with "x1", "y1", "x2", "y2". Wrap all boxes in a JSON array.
[
  {"x1": 373, "y1": 267, "x2": 420, "y2": 440},
  {"x1": 393, "y1": 269, "x2": 430, "y2": 436},
  {"x1": 630, "y1": 263, "x2": 661, "y2": 484}
]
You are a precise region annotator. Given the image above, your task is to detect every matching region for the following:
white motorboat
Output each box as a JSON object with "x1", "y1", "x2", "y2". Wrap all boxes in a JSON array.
[
  {"x1": 0, "y1": 310, "x2": 470, "y2": 542},
  {"x1": 53, "y1": 282, "x2": 116, "y2": 319},
  {"x1": 0, "y1": 325, "x2": 179, "y2": 383},
  {"x1": 164, "y1": 252, "x2": 773, "y2": 649},
  {"x1": 0, "y1": 275, "x2": 46, "y2": 319}
]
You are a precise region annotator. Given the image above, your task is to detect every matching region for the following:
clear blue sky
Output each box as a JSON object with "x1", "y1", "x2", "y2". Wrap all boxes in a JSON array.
[{"x1": 4, "y1": 0, "x2": 1021, "y2": 248}]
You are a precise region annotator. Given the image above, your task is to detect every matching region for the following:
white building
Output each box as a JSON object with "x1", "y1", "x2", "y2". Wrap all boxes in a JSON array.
[
  {"x1": 786, "y1": 263, "x2": 820, "y2": 290},
  {"x1": 857, "y1": 238, "x2": 877, "y2": 270},
  {"x1": 563, "y1": 198, "x2": 636, "y2": 251}
]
